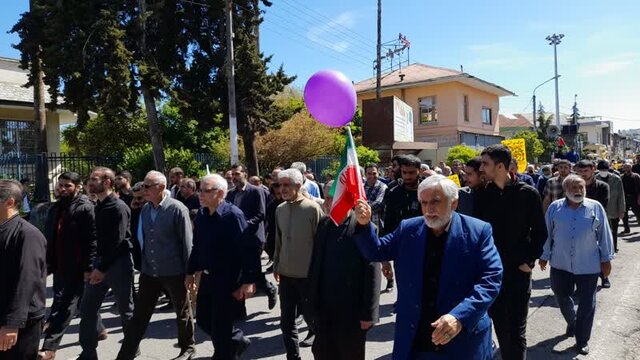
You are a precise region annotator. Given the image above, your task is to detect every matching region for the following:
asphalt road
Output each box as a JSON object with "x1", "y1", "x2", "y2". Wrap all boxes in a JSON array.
[{"x1": 44, "y1": 220, "x2": 640, "y2": 360}]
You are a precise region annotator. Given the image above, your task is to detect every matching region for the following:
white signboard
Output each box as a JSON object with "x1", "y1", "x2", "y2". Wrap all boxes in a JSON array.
[{"x1": 393, "y1": 97, "x2": 414, "y2": 142}]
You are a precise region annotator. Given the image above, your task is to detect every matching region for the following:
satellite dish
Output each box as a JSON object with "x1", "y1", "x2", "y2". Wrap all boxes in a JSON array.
[{"x1": 547, "y1": 125, "x2": 560, "y2": 138}]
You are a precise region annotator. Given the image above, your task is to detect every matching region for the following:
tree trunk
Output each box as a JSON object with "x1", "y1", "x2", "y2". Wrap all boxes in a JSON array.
[
  {"x1": 141, "y1": 83, "x2": 166, "y2": 173},
  {"x1": 138, "y1": 0, "x2": 165, "y2": 173},
  {"x1": 241, "y1": 126, "x2": 259, "y2": 176}
]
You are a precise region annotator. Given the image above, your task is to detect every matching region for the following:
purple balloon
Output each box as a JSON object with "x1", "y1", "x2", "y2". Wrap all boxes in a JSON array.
[{"x1": 303, "y1": 69, "x2": 357, "y2": 127}]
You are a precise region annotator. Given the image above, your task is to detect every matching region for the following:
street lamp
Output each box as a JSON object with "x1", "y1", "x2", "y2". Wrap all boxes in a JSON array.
[
  {"x1": 546, "y1": 33, "x2": 564, "y2": 127},
  {"x1": 532, "y1": 75, "x2": 560, "y2": 131}
]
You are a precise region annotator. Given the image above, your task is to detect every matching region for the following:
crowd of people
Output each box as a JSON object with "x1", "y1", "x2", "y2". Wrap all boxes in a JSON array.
[{"x1": 0, "y1": 145, "x2": 635, "y2": 359}]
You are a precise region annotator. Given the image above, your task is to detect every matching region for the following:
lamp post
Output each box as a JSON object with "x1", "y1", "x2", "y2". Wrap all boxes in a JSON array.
[
  {"x1": 546, "y1": 33, "x2": 564, "y2": 127},
  {"x1": 532, "y1": 75, "x2": 560, "y2": 131}
]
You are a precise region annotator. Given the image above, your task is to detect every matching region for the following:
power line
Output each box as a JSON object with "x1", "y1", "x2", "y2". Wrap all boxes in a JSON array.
[
  {"x1": 259, "y1": 2, "x2": 374, "y2": 60},
  {"x1": 233, "y1": 2, "x2": 372, "y2": 66},
  {"x1": 279, "y1": 0, "x2": 374, "y2": 45}
]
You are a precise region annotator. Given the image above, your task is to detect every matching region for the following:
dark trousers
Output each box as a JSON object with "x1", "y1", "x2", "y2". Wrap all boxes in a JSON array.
[
  {"x1": 550, "y1": 268, "x2": 599, "y2": 347},
  {"x1": 609, "y1": 218, "x2": 620, "y2": 252},
  {"x1": 489, "y1": 266, "x2": 531, "y2": 360},
  {"x1": 255, "y1": 247, "x2": 276, "y2": 297},
  {"x1": 0, "y1": 317, "x2": 42, "y2": 360},
  {"x1": 117, "y1": 273, "x2": 195, "y2": 359},
  {"x1": 196, "y1": 274, "x2": 246, "y2": 360},
  {"x1": 312, "y1": 320, "x2": 366, "y2": 360},
  {"x1": 79, "y1": 255, "x2": 134, "y2": 358},
  {"x1": 42, "y1": 274, "x2": 105, "y2": 351},
  {"x1": 279, "y1": 276, "x2": 311, "y2": 360},
  {"x1": 622, "y1": 196, "x2": 640, "y2": 231}
]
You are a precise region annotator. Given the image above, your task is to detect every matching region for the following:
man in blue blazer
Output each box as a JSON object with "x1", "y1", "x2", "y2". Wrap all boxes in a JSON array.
[{"x1": 354, "y1": 175, "x2": 503, "y2": 360}]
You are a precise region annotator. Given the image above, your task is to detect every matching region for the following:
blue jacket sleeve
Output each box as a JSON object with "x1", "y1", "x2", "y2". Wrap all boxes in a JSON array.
[
  {"x1": 449, "y1": 223, "x2": 503, "y2": 331},
  {"x1": 354, "y1": 221, "x2": 403, "y2": 262}
]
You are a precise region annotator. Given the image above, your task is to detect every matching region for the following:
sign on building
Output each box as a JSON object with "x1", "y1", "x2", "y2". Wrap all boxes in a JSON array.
[{"x1": 393, "y1": 97, "x2": 414, "y2": 142}]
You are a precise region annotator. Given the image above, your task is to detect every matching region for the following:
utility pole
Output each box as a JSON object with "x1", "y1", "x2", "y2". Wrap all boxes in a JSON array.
[
  {"x1": 532, "y1": 75, "x2": 560, "y2": 131},
  {"x1": 226, "y1": 0, "x2": 239, "y2": 165},
  {"x1": 546, "y1": 33, "x2": 564, "y2": 127},
  {"x1": 375, "y1": 0, "x2": 381, "y2": 99}
]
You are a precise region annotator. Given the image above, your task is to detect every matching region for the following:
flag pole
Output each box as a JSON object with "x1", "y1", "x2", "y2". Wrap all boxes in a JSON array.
[{"x1": 345, "y1": 126, "x2": 366, "y2": 201}]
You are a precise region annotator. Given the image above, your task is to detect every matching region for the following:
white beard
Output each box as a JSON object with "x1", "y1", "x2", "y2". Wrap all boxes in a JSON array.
[
  {"x1": 424, "y1": 211, "x2": 453, "y2": 229},
  {"x1": 566, "y1": 193, "x2": 584, "y2": 203}
]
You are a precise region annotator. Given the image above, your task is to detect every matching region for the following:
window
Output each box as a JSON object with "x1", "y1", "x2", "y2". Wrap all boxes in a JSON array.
[
  {"x1": 0, "y1": 120, "x2": 37, "y2": 155},
  {"x1": 481, "y1": 107, "x2": 492, "y2": 125},
  {"x1": 419, "y1": 96, "x2": 437, "y2": 123},
  {"x1": 463, "y1": 95, "x2": 469, "y2": 122}
]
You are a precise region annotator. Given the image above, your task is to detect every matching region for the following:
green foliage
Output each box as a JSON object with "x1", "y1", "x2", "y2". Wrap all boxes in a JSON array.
[
  {"x1": 446, "y1": 145, "x2": 479, "y2": 165},
  {"x1": 535, "y1": 103, "x2": 558, "y2": 162},
  {"x1": 120, "y1": 145, "x2": 204, "y2": 181},
  {"x1": 321, "y1": 145, "x2": 379, "y2": 180},
  {"x1": 62, "y1": 112, "x2": 148, "y2": 156},
  {"x1": 511, "y1": 130, "x2": 545, "y2": 163}
]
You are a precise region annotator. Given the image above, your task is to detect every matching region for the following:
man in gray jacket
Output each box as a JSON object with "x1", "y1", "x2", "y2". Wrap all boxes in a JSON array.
[
  {"x1": 596, "y1": 160, "x2": 626, "y2": 253},
  {"x1": 117, "y1": 171, "x2": 195, "y2": 360}
]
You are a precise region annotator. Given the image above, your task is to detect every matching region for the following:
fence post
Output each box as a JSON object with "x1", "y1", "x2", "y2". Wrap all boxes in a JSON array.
[{"x1": 33, "y1": 152, "x2": 49, "y2": 202}]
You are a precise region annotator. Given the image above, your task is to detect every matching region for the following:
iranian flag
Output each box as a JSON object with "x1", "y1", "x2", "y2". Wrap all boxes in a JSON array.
[{"x1": 328, "y1": 127, "x2": 367, "y2": 225}]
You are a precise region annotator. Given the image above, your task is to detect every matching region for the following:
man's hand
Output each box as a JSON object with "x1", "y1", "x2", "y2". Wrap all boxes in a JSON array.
[
  {"x1": 185, "y1": 272, "x2": 200, "y2": 293},
  {"x1": 232, "y1": 283, "x2": 256, "y2": 301},
  {"x1": 89, "y1": 269, "x2": 105, "y2": 285},
  {"x1": 518, "y1": 263, "x2": 533, "y2": 273},
  {"x1": 601, "y1": 262, "x2": 612, "y2": 278},
  {"x1": 360, "y1": 321, "x2": 374, "y2": 330},
  {"x1": 538, "y1": 260, "x2": 548, "y2": 271},
  {"x1": 381, "y1": 262, "x2": 394, "y2": 279},
  {"x1": 355, "y1": 199, "x2": 372, "y2": 226},
  {"x1": 431, "y1": 314, "x2": 462, "y2": 346},
  {"x1": 274, "y1": 272, "x2": 280, "y2": 283},
  {"x1": 0, "y1": 326, "x2": 18, "y2": 351}
]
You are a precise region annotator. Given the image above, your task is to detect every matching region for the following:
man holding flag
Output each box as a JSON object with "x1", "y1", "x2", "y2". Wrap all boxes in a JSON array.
[{"x1": 306, "y1": 128, "x2": 381, "y2": 360}]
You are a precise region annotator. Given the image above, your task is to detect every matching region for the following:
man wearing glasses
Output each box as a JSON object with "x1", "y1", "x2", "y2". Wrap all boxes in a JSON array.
[
  {"x1": 117, "y1": 171, "x2": 195, "y2": 360},
  {"x1": 186, "y1": 174, "x2": 259, "y2": 359},
  {"x1": 77, "y1": 167, "x2": 134, "y2": 360}
]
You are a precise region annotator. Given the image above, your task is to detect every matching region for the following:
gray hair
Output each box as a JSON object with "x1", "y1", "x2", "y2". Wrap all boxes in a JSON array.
[
  {"x1": 201, "y1": 174, "x2": 228, "y2": 197},
  {"x1": 562, "y1": 174, "x2": 585, "y2": 190},
  {"x1": 182, "y1": 178, "x2": 197, "y2": 190},
  {"x1": 290, "y1": 162, "x2": 307, "y2": 174},
  {"x1": 131, "y1": 181, "x2": 144, "y2": 192},
  {"x1": 420, "y1": 164, "x2": 430, "y2": 171},
  {"x1": 417, "y1": 175, "x2": 459, "y2": 203},
  {"x1": 145, "y1": 170, "x2": 167, "y2": 186},
  {"x1": 278, "y1": 168, "x2": 304, "y2": 186},
  {"x1": 0, "y1": 179, "x2": 24, "y2": 210}
]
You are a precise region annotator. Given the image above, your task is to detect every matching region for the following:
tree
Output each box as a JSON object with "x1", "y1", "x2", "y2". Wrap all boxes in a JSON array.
[
  {"x1": 535, "y1": 102, "x2": 558, "y2": 162},
  {"x1": 446, "y1": 145, "x2": 479, "y2": 165},
  {"x1": 511, "y1": 130, "x2": 544, "y2": 163},
  {"x1": 255, "y1": 111, "x2": 340, "y2": 172}
]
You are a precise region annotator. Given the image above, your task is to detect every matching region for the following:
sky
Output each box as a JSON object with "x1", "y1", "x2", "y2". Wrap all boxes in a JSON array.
[{"x1": 1, "y1": 1, "x2": 639, "y2": 130}]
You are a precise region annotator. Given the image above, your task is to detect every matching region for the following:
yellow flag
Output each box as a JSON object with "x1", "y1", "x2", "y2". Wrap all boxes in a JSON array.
[
  {"x1": 501, "y1": 138, "x2": 527, "y2": 173},
  {"x1": 448, "y1": 174, "x2": 461, "y2": 188}
]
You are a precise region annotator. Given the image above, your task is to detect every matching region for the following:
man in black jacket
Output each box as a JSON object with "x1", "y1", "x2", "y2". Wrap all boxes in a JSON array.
[
  {"x1": 226, "y1": 164, "x2": 277, "y2": 311},
  {"x1": 474, "y1": 145, "x2": 547, "y2": 360},
  {"x1": 307, "y1": 205, "x2": 381, "y2": 360},
  {"x1": 78, "y1": 167, "x2": 134, "y2": 360},
  {"x1": 38, "y1": 172, "x2": 105, "y2": 360},
  {"x1": 0, "y1": 179, "x2": 47, "y2": 360}
]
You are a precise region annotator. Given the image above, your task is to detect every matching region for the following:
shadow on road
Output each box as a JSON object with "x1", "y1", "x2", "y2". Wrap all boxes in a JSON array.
[{"x1": 527, "y1": 334, "x2": 579, "y2": 359}]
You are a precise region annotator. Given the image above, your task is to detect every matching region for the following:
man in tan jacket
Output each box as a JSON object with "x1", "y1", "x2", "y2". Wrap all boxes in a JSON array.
[{"x1": 274, "y1": 168, "x2": 324, "y2": 360}]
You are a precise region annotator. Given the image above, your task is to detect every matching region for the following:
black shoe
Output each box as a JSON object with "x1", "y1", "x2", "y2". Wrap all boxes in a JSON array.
[
  {"x1": 267, "y1": 288, "x2": 277, "y2": 310},
  {"x1": 236, "y1": 338, "x2": 251, "y2": 357},
  {"x1": 299, "y1": 331, "x2": 315, "y2": 347},
  {"x1": 602, "y1": 278, "x2": 611, "y2": 288},
  {"x1": 566, "y1": 323, "x2": 575, "y2": 337},
  {"x1": 575, "y1": 344, "x2": 589, "y2": 355},
  {"x1": 77, "y1": 352, "x2": 98, "y2": 360},
  {"x1": 382, "y1": 279, "x2": 395, "y2": 293},
  {"x1": 171, "y1": 348, "x2": 195, "y2": 360},
  {"x1": 620, "y1": 230, "x2": 631, "y2": 236},
  {"x1": 615, "y1": 248, "x2": 619, "y2": 253}
]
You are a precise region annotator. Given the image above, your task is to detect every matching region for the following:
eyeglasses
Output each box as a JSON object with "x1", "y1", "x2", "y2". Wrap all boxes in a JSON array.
[
  {"x1": 196, "y1": 188, "x2": 218, "y2": 194},
  {"x1": 141, "y1": 183, "x2": 159, "y2": 189}
]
